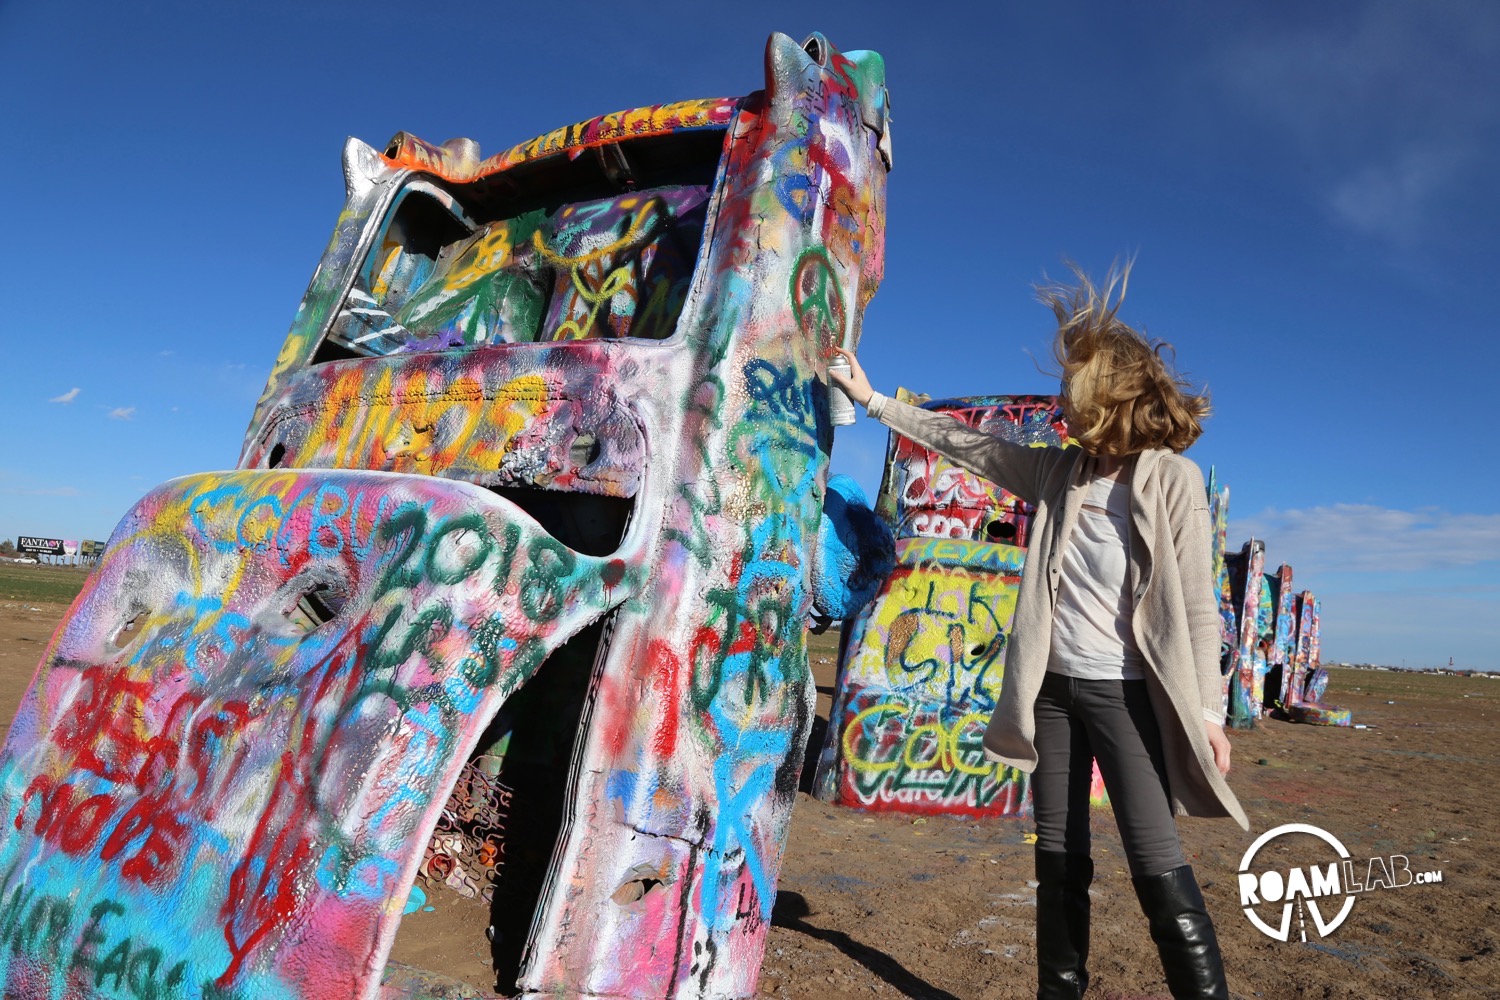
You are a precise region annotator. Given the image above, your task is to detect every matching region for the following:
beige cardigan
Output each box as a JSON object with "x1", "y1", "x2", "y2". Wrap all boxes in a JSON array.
[{"x1": 870, "y1": 394, "x2": 1248, "y2": 829}]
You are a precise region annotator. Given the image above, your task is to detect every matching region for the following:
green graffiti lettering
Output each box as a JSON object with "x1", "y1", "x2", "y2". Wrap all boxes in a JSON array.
[
  {"x1": 520, "y1": 538, "x2": 575, "y2": 623},
  {"x1": 16, "y1": 894, "x2": 51, "y2": 954},
  {"x1": 0, "y1": 883, "x2": 35, "y2": 949},
  {"x1": 510, "y1": 636, "x2": 547, "y2": 679},
  {"x1": 96, "y1": 936, "x2": 133, "y2": 990},
  {"x1": 491, "y1": 522, "x2": 522, "y2": 591},
  {"x1": 69, "y1": 899, "x2": 124, "y2": 974},
  {"x1": 43, "y1": 898, "x2": 73, "y2": 954},
  {"x1": 163, "y1": 959, "x2": 188, "y2": 994},
  {"x1": 461, "y1": 613, "x2": 508, "y2": 689},
  {"x1": 376, "y1": 502, "x2": 428, "y2": 591},
  {"x1": 423, "y1": 514, "x2": 493, "y2": 585},
  {"x1": 126, "y1": 944, "x2": 163, "y2": 1000}
]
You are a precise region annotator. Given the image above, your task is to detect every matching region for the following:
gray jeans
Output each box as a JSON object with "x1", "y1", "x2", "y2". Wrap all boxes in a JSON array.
[{"x1": 1031, "y1": 671, "x2": 1186, "y2": 878}]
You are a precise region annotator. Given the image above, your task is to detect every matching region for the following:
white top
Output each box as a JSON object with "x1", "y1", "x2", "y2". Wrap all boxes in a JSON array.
[{"x1": 1047, "y1": 473, "x2": 1147, "y2": 681}]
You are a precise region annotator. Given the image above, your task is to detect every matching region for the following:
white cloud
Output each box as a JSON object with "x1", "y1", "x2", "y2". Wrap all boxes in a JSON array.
[
  {"x1": 1231, "y1": 504, "x2": 1500, "y2": 575},
  {"x1": 1214, "y1": 2, "x2": 1500, "y2": 244},
  {"x1": 107, "y1": 406, "x2": 136, "y2": 421},
  {"x1": 1328, "y1": 146, "x2": 1465, "y2": 244},
  {"x1": 1218, "y1": 3, "x2": 1498, "y2": 142},
  {"x1": 49, "y1": 387, "x2": 81, "y2": 404}
]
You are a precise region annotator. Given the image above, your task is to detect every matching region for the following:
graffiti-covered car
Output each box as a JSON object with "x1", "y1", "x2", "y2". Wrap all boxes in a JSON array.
[
  {"x1": 813, "y1": 392, "x2": 1109, "y2": 818},
  {"x1": 0, "y1": 31, "x2": 890, "y2": 1000}
]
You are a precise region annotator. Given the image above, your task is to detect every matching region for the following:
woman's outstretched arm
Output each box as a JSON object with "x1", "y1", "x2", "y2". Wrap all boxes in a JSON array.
[{"x1": 830, "y1": 347, "x2": 1058, "y2": 506}]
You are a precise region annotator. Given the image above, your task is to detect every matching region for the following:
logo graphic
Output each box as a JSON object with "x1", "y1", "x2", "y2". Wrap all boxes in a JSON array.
[{"x1": 1238, "y1": 823, "x2": 1443, "y2": 942}]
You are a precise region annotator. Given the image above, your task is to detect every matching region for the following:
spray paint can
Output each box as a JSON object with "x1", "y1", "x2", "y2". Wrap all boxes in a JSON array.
[{"x1": 827, "y1": 358, "x2": 857, "y2": 426}]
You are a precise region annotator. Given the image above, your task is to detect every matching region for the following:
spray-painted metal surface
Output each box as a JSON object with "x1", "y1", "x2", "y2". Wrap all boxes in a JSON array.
[
  {"x1": 1267, "y1": 564, "x2": 1297, "y2": 695},
  {"x1": 814, "y1": 535, "x2": 1034, "y2": 815},
  {"x1": 1, "y1": 472, "x2": 638, "y2": 999},
  {"x1": 814, "y1": 395, "x2": 1108, "y2": 817},
  {"x1": 810, "y1": 476, "x2": 896, "y2": 624},
  {"x1": 0, "y1": 30, "x2": 892, "y2": 1000},
  {"x1": 1284, "y1": 593, "x2": 1351, "y2": 726},
  {"x1": 1205, "y1": 471, "x2": 1235, "y2": 719},
  {"x1": 1207, "y1": 478, "x2": 1233, "y2": 631},
  {"x1": 872, "y1": 392, "x2": 1069, "y2": 548},
  {"x1": 1224, "y1": 539, "x2": 1266, "y2": 729}
]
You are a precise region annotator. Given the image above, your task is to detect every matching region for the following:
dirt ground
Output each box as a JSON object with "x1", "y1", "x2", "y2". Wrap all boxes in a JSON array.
[{"x1": 1, "y1": 598, "x2": 1495, "y2": 1000}]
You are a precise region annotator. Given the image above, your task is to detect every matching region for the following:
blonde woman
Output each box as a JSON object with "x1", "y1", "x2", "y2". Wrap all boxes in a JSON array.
[{"x1": 831, "y1": 264, "x2": 1246, "y2": 1000}]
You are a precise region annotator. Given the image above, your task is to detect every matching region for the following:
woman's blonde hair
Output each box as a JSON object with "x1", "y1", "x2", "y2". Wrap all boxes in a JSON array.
[{"x1": 1039, "y1": 260, "x2": 1210, "y2": 456}]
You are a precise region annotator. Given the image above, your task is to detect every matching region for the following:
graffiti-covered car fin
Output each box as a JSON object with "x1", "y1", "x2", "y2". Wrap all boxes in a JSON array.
[{"x1": 0, "y1": 471, "x2": 644, "y2": 997}]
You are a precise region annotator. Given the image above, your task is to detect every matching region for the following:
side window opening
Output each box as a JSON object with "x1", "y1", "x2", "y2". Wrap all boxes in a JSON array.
[{"x1": 318, "y1": 131, "x2": 723, "y2": 359}]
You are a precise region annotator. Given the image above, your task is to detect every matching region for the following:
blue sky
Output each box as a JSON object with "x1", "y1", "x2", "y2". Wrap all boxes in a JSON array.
[{"x1": 2, "y1": 2, "x2": 1496, "y2": 669}]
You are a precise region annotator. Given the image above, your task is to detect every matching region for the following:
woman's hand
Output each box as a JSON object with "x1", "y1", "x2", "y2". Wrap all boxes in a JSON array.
[
  {"x1": 830, "y1": 347, "x2": 875, "y2": 408},
  {"x1": 1205, "y1": 722, "x2": 1232, "y2": 776}
]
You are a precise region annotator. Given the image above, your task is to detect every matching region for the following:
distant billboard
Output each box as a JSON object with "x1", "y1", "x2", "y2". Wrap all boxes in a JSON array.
[
  {"x1": 17, "y1": 536, "x2": 64, "y2": 556},
  {"x1": 80, "y1": 539, "x2": 106, "y2": 558}
]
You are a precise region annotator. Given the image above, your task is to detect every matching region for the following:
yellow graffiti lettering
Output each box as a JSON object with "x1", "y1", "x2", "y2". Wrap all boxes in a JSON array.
[
  {"x1": 843, "y1": 702, "x2": 906, "y2": 774},
  {"x1": 844, "y1": 704, "x2": 1002, "y2": 780},
  {"x1": 531, "y1": 199, "x2": 663, "y2": 269},
  {"x1": 949, "y1": 713, "x2": 995, "y2": 776},
  {"x1": 444, "y1": 226, "x2": 514, "y2": 292},
  {"x1": 901, "y1": 722, "x2": 946, "y2": 771}
]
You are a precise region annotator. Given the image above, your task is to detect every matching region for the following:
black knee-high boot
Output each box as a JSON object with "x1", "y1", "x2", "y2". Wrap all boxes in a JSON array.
[
  {"x1": 1131, "y1": 865, "x2": 1229, "y2": 999},
  {"x1": 1035, "y1": 848, "x2": 1093, "y2": 999}
]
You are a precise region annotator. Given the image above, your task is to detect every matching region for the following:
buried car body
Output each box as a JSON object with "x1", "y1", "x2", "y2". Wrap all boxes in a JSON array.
[{"x1": 0, "y1": 31, "x2": 891, "y2": 1000}]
